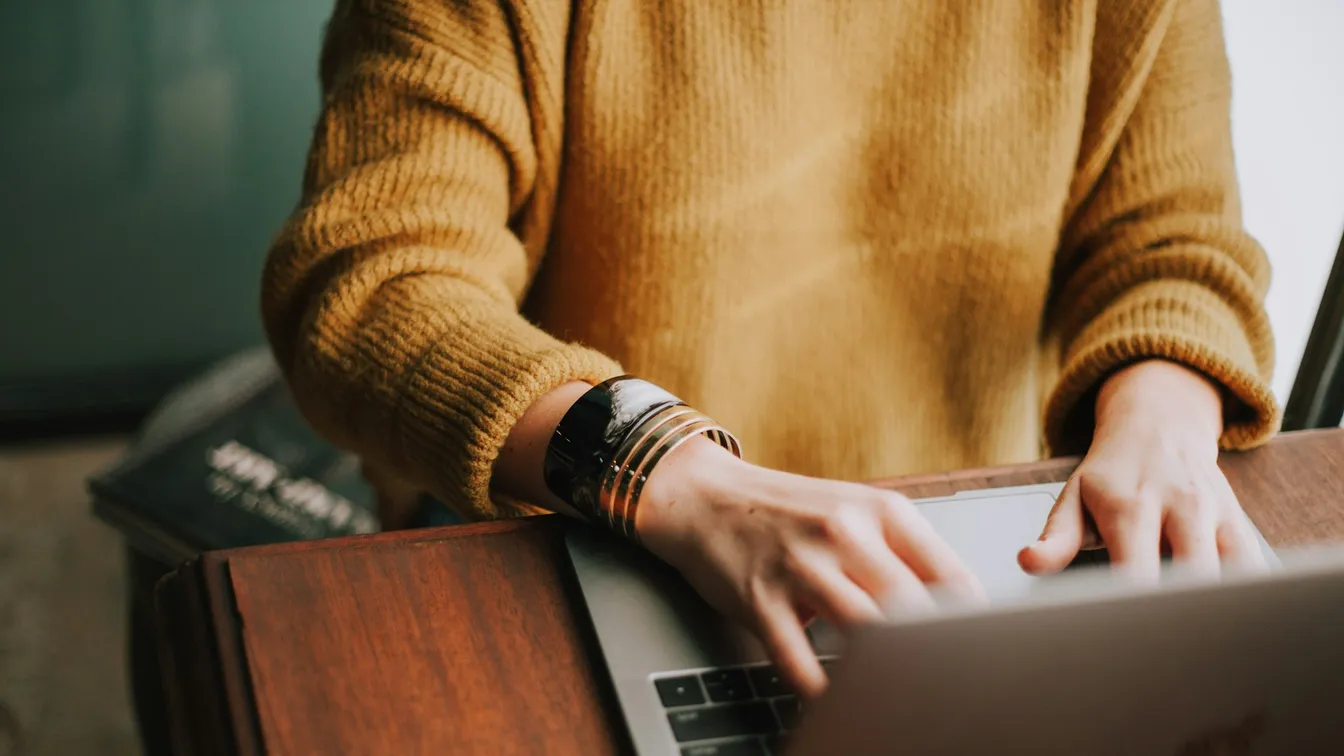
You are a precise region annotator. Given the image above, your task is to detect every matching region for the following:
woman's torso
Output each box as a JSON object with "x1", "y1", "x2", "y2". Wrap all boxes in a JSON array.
[{"x1": 523, "y1": 1, "x2": 1105, "y2": 479}]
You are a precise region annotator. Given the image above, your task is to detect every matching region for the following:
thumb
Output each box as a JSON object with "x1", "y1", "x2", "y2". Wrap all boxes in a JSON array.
[{"x1": 1018, "y1": 476, "x2": 1085, "y2": 575}]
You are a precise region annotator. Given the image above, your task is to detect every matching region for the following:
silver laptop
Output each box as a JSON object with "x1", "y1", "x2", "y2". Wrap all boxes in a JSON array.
[{"x1": 563, "y1": 483, "x2": 1339, "y2": 755}]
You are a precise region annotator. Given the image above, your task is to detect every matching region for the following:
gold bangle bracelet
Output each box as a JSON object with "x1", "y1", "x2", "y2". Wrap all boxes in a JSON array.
[
  {"x1": 621, "y1": 421, "x2": 733, "y2": 541},
  {"x1": 600, "y1": 409, "x2": 709, "y2": 535},
  {"x1": 613, "y1": 416, "x2": 716, "y2": 538},
  {"x1": 601, "y1": 405, "x2": 700, "y2": 529},
  {"x1": 598, "y1": 406, "x2": 741, "y2": 541}
]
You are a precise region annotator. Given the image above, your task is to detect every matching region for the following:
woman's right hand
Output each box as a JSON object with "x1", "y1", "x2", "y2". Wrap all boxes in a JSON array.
[
  {"x1": 490, "y1": 381, "x2": 983, "y2": 698},
  {"x1": 635, "y1": 437, "x2": 985, "y2": 699}
]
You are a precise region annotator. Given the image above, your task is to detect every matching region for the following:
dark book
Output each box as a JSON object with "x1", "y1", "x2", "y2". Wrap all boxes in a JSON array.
[{"x1": 89, "y1": 347, "x2": 378, "y2": 567}]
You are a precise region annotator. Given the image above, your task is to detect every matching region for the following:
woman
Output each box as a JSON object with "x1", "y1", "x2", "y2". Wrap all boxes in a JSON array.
[{"x1": 263, "y1": 0, "x2": 1278, "y2": 697}]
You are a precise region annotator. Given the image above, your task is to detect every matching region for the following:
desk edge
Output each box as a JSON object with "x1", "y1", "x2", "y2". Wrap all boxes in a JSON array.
[
  {"x1": 156, "y1": 559, "x2": 264, "y2": 756},
  {"x1": 156, "y1": 428, "x2": 1343, "y2": 754}
]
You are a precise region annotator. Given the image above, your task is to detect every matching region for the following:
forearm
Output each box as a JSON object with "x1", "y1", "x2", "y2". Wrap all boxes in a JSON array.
[
  {"x1": 262, "y1": 0, "x2": 624, "y2": 517},
  {"x1": 1044, "y1": 0, "x2": 1277, "y2": 454},
  {"x1": 491, "y1": 381, "x2": 592, "y2": 516}
]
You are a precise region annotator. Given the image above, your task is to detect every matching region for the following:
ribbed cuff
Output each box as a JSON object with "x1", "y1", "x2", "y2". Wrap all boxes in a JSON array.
[
  {"x1": 391, "y1": 302, "x2": 622, "y2": 519},
  {"x1": 1045, "y1": 280, "x2": 1280, "y2": 455}
]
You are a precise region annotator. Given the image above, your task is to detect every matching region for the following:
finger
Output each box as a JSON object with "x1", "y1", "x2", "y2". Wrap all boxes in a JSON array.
[
  {"x1": 753, "y1": 594, "x2": 827, "y2": 699},
  {"x1": 1207, "y1": 474, "x2": 1270, "y2": 572},
  {"x1": 1019, "y1": 476, "x2": 1086, "y2": 575},
  {"x1": 825, "y1": 510, "x2": 942, "y2": 607},
  {"x1": 788, "y1": 555, "x2": 886, "y2": 628},
  {"x1": 1216, "y1": 514, "x2": 1269, "y2": 572},
  {"x1": 879, "y1": 498, "x2": 985, "y2": 599},
  {"x1": 1164, "y1": 508, "x2": 1220, "y2": 577},
  {"x1": 857, "y1": 547, "x2": 938, "y2": 615},
  {"x1": 1092, "y1": 496, "x2": 1163, "y2": 583}
]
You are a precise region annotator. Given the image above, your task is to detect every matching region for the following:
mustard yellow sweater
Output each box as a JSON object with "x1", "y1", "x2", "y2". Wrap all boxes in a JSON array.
[{"x1": 262, "y1": 0, "x2": 1279, "y2": 520}]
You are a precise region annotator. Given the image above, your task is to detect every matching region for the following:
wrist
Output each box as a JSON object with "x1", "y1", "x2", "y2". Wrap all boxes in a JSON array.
[
  {"x1": 539, "y1": 375, "x2": 744, "y2": 541},
  {"x1": 636, "y1": 435, "x2": 748, "y2": 548},
  {"x1": 1095, "y1": 359, "x2": 1223, "y2": 442}
]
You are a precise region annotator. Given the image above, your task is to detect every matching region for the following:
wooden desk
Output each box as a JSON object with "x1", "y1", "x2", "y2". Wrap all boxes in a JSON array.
[{"x1": 156, "y1": 429, "x2": 1344, "y2": 756}]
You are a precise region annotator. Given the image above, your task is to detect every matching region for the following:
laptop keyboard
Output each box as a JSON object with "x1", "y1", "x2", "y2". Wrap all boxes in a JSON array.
[
  {"x1": 651, "y1": 551, "x2": 1109, "y2": 754},
  {"x1": 652, "y1": 658, "x2": 835, "y2": 755}
]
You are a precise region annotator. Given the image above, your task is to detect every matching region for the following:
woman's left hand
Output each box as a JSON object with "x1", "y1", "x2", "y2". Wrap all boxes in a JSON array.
[{"x1": 1019, "y1": 359, "x2": 1268, "y2": 580}]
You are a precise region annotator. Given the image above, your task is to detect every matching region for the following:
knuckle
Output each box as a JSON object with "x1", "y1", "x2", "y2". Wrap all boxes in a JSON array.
[
  {"x1": 1084, "y1": 478, "x2": 1157, "y2": 519},
  {"x1": 1167, "y1": 484, "x2": 1216, "y2": 517},
  {"x1": 1182, "y1": 484, "x2": 1214, "y2": 508},
  {"x1": 1167, "y1": 483, "x2": 1200, "y2": 504},
  {"x1": 820, "y1": 503, "x2": 871, "y2": 545},
  {"x1": 875, "y1": 490, "x2": 913, "y2": 519},
  {"x1": 1132, "y1": 490, "x2": 1166, "y2": 516},
  {"x1": 777, "y1": 545, "x2": 811, "y2": 579}
]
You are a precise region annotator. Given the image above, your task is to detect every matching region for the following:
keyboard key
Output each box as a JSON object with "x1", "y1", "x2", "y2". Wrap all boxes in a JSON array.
[
  {"x1": 772, "y1": 697, "x2": 801, "y2": 731},
  {"x1": 656, "y1": 676, "x2": 707, "y2": 707},
  {"x1": 681, "y1": 739, "x2": 767, "y2": 756},
  {"x1": 668, "y1": 703, "x2": 778, "y2": 742},
  {"x1": 747, "y1": 666, "x2": 791, "y2": 698},
  {"x1": 764, "y1": 735, "x2": 788, "y2": 755},
  {"x1": 701, "y1": 669, "x2": 753, "y2": 703}
]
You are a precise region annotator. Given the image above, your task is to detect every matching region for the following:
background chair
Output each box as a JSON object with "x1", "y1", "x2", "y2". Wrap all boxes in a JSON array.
[{"x1": 1284, "y1": 226, "x2": 1344, "y2": 431}]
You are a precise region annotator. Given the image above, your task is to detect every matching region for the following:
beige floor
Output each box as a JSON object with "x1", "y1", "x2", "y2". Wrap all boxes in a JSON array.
[{"x1": 0, "y1": 437, "x2": 139, "y2": 756}]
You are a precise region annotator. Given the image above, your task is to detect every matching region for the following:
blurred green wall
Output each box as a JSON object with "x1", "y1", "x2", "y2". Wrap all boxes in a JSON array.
[{"x1": 0, "y1": 0, "x2": 334, "y2": 421}]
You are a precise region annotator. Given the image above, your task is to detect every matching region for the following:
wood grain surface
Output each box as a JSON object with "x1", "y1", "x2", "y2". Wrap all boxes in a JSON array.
[{"x1": 158, "y1": 429, "x2": 1344, "y2": 755}]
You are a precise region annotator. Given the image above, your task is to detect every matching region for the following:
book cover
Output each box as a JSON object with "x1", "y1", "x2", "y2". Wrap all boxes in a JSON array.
[{"x1": 89, "y1": 348, "x2": 378, "y2": 566}]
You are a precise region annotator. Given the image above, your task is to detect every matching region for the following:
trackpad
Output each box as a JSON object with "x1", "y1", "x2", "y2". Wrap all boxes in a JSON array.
[
  {"x1": 915, "y1": 484, "x2": 1279, "y2": 605},
  {"x1": 915, "y1": 492, "x2": 1059, "y2": 602}
]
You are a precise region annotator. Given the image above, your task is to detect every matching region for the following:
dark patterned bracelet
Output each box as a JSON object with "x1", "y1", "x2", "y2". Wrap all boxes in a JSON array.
[
  {"x1": 543, "y1": 376, "x2": 740, "y2": 533},
  {"x1": 543, "y1": 376, "x2": 683, "y2": 520}
]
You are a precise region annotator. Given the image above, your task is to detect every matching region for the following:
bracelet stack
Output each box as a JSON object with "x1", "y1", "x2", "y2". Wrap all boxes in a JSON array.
[{"x1": 543, "y1": 376, "x2": 742, "y2": 541}]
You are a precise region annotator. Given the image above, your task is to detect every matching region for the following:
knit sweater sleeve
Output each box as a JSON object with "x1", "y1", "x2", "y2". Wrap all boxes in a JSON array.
[
  {"x1": 1043, "y1": 0, "x2": 1280, "y2": 454},
  {"x1": 260, "y1": 0, "x2": 620, "y2": 518}
]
